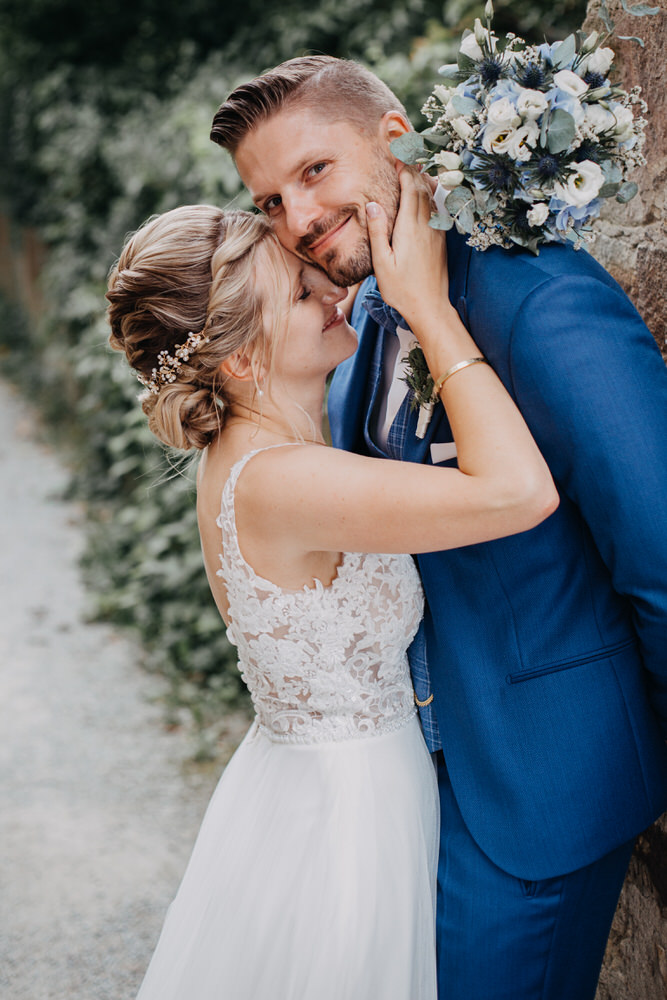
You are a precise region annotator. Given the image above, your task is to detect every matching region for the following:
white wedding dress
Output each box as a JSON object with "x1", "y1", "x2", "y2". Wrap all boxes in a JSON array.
[{"x1": 136, "y1": 446, "x2": 439, "y2": 999}]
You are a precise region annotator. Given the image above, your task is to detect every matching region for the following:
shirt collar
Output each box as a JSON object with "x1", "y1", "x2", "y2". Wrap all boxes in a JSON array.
[{"x1": 361, "y1": 285, "x2": 407, "y2": 336}]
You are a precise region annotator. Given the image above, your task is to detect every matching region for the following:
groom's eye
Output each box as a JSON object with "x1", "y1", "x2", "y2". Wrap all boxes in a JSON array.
[
  {"x1": 264, "y1": 195, "x2": 282, "y2": 212},
  {"x1": 307, "y1": 163, "x2": 327, "y2": 178}
]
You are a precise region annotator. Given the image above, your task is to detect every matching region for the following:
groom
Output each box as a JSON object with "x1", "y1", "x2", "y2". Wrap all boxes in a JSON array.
[{"x1": 211, "y1": 56, "x2": 667, "y2": 998}]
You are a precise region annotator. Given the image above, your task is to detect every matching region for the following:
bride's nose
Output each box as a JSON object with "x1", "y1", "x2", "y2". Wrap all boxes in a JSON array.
[{"x1": 312, "y1": 272, "x2": 348, "y2": 306}]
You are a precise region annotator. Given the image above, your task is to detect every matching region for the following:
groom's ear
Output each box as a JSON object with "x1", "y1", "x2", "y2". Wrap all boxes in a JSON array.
[{"x1": 378, "y1": 111, "x2": 412, "y2": 156}]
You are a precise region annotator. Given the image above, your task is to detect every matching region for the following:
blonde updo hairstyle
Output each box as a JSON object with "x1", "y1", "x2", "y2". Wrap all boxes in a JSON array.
[{"x1": 106, "y1": 205, "x2": 284, "y2": 450}]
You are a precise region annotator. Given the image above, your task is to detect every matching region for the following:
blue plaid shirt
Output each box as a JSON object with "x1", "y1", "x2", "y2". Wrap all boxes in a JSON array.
[{"x1": 361, "y1": 289, "x2": 442, "y2": 753}]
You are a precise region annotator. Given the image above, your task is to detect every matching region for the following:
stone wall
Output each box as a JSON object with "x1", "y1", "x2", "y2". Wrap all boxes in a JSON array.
[
  {"x1": 585, "y1": 0, "x2": 667, "y2": 360},
  {"x1": 585, "y1": 2, "x2": 667, "y2": 997}
]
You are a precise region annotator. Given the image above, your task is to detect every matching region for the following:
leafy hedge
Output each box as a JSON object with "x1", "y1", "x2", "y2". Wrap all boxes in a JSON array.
[{"x1": 0, "y1": 0, "x2": 586, "y2": 740}]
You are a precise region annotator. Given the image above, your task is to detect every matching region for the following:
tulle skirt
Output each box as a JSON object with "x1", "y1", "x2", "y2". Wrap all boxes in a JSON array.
[{"x1": 136, "y1": 713, "x2": 439, "y2": 999}]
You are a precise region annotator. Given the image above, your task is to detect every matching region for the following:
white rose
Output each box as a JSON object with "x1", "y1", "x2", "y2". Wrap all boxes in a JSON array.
[
  {"x1": 434, "y1": 150, "x2": 462, "y2": 170},
  {"x1": 553, "y1": 160, "x2": 604, "y2": 207},
  {"x1": 487, "y1": 97, "x2": 521, "y2": 129},
  {"x1": 585, "y1": 104, "x2": 616, "y2": 133},
  {"x1": 611, "y1": 104, "x2": 634, "y2": 142},
  {"x1": 527, "y1": 203, "x2": 550, "y2": 227},
  {"x1": 460, "y1": 31, "x2": 484, "y2": 62},
  {"x1": 451, "y1": 117, "x2": 475, "y2": 141},
  {"x1": 437, "y1": 169, "x2": 465, "y2": 189},
  {"x1": 553, "y1": 69, "x2": 589, "y2": 98},
  {"x1": 581, "y1": 46, "x2": 615, "y2": 77},
  {"x1": 516, "y1": 88, "x2": 549, "y2": 120}
]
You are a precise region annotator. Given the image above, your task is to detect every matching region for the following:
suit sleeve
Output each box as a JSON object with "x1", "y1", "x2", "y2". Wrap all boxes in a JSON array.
[{"x1": 508, "y1": 272, "x2": 667, "y2": 728}]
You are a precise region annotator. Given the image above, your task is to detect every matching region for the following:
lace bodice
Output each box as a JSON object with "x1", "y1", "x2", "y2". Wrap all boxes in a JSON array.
[{"x1": 216, "y1": 446, "x2": 423, "y2": 745}]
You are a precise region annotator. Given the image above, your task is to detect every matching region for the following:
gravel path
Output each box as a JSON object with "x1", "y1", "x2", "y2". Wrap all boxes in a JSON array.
[{"x1": 0, "y1": 380, "x2": 246, "y2": 999}]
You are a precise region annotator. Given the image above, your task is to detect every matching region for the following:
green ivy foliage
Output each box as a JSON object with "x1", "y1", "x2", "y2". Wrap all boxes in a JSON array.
[{"x1": 0, "y1": 0, "x2": 586, "y2": 734}]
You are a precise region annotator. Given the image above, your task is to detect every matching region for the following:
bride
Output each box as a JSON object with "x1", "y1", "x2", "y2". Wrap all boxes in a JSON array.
[{"x1": 106, "y1": 170, "x2": 557, "y2": 999}]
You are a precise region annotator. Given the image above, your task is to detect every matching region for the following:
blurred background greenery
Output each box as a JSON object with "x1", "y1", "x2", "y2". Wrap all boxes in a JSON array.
[{"x1": 0, "y1": 0, "x2": 586, "y2": 750}]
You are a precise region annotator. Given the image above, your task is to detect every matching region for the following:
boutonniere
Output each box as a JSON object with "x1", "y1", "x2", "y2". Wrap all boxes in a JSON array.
[{"x1": 402, "y1": 344, "x2": 439, "y2": 439}]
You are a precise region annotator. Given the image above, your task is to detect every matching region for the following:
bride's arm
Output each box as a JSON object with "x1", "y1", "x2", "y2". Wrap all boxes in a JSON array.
[{"x1": 240, "y1": 170, "x2": 558, "y2": 557}]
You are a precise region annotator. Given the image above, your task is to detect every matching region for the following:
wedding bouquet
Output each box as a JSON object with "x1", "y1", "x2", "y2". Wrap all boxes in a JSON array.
[{"x1": 392, "y1": 0, "x2": 658, "y2": 254}]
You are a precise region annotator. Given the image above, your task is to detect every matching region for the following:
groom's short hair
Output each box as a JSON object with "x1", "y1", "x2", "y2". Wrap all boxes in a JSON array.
[{"x1": 210, "y1": 55, "x2": 406, "y2": 155}]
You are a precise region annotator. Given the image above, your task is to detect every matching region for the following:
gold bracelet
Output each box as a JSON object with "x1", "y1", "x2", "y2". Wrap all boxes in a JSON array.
[{"x1": 433, "y1": 357, "x2": 488, "y2": 394}]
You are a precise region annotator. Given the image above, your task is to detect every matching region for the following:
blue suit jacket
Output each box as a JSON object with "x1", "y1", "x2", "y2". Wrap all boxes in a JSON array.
[{"x1": 328, "y1": 229, "x2": 667, "y2": 880}]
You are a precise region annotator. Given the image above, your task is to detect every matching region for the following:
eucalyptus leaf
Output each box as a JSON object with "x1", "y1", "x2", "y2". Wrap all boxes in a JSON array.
[
  {"x1": 620, "y1": 0, "x2": 660, "y2": 15},
  {"x1": 450, "y1": 94, "x2": 481, "y2": 116},
  {"x1": 601, "y1": 161, "x2": 622, "y2": 183},
  {"x1": 598, "y1": 0, "x2": 615, "y2": 32},
  {"x1": 552, "y1": 34, "x2": 577, "y2": 68},
  {"x1": 390, "y1": 132, "x2": 427, "y2": 165},
  {"x1": 455, "y1": 204, "x2": 475, "y2": 234},
  {"x1": 616, "y1": 181, "x2": 638, "y2": 203},
  {"x1": 473, "y1": 187, "x2": 491, "y2": 212},
  {"x1": 546, "y1": 109, "x2": 576, "y2": 154},
  {"x1": 457, "y1": 52, "x2": 477, "y2": 73},
  {"x1": 429, "y1": 210, "x2": 454, "y2": 231},
  {"x1": 539, "y1": 106, "x2": 550, "y2": 148},
  {"x1": 617, "y1": 35, "x2": 645, "y2": 45},
  {"x1": 445, "y1": 186, "x2": 474, "y2": 214},
  {"x1": 599, "y1": 181, "x2": 621, "y2": 198},
  {"x1": 422, "y1": 130, "x2": 456, "y2": 149}
]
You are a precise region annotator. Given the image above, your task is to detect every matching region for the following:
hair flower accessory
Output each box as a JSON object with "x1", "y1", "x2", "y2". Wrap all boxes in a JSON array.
[
  {"x1": 391, "y1": 0, "x2": 659, "y2": 254},
  {"x1": 137, "y1": 330, "x2": 210, "y2": 395}
]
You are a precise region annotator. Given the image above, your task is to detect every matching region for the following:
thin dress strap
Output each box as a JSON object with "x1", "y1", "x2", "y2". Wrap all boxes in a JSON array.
[{"x1": 216, "y1": 443, "x2": 305, "y2": 612}]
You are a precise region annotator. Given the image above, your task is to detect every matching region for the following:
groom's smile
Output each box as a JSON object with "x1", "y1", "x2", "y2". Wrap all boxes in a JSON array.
[
  {"x1": 306, "y1": 215, "x2": 353, "y2": 256},
  {"x1": 234, "y1": 106, "x2": 403, "y2": 287}
]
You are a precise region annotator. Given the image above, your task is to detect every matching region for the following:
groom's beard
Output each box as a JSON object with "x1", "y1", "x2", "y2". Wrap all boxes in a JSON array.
[{"x1": 296, "y1": 158, "x2": 400, "y2": 287}]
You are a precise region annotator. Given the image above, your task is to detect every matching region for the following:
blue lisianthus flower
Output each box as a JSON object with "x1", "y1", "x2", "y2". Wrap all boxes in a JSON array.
[
  {"x1": 546, "y1": 86, "x2": 585, "y2": 123},
  {"x1": 551, "y1": 197, "x2": 601, "y2": 232},
  {"x1": 490, "y1": 78, "x2": 523, "y2": 102}
]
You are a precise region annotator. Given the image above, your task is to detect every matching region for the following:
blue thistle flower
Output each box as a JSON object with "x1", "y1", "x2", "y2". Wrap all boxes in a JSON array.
[
  {"x1": 583, "y1": 71, "x2": 606, "y2": 89},
  {"x1": 479, "y1": 56, "x2": 505, "y2": 87},
  {"x1": 472, "y1": 153, "x2": 519, "y2": 194},
  {"x1": 534, "y1": 154, "x2": 562, "y2": 180},
  {"x1": 574, "y1": 140, "x2": 604, "y2": 164},
  {"x1": 518, "y1": 62, "x2": 546, "y2": 89}
]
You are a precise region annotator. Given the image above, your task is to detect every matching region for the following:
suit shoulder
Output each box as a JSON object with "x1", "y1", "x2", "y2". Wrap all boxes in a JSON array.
[{"x1": 467, "y1": 241, "x2": 621, "y2": 300}]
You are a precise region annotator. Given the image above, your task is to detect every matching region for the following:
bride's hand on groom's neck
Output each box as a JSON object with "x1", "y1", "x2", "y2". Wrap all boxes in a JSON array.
[{"x1": 366, "y1": 168, "x2": 451, "y2": 332}]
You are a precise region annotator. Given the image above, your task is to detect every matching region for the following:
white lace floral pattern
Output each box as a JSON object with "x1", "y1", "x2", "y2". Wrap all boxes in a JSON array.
[{"x1": 216, "y1": 446, "x2": 423, "y2": 745}]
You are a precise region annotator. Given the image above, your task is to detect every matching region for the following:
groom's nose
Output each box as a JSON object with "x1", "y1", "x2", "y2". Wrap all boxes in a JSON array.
[{"x1": 281, "y1": 190, "x2": 321, "y2": 240}]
